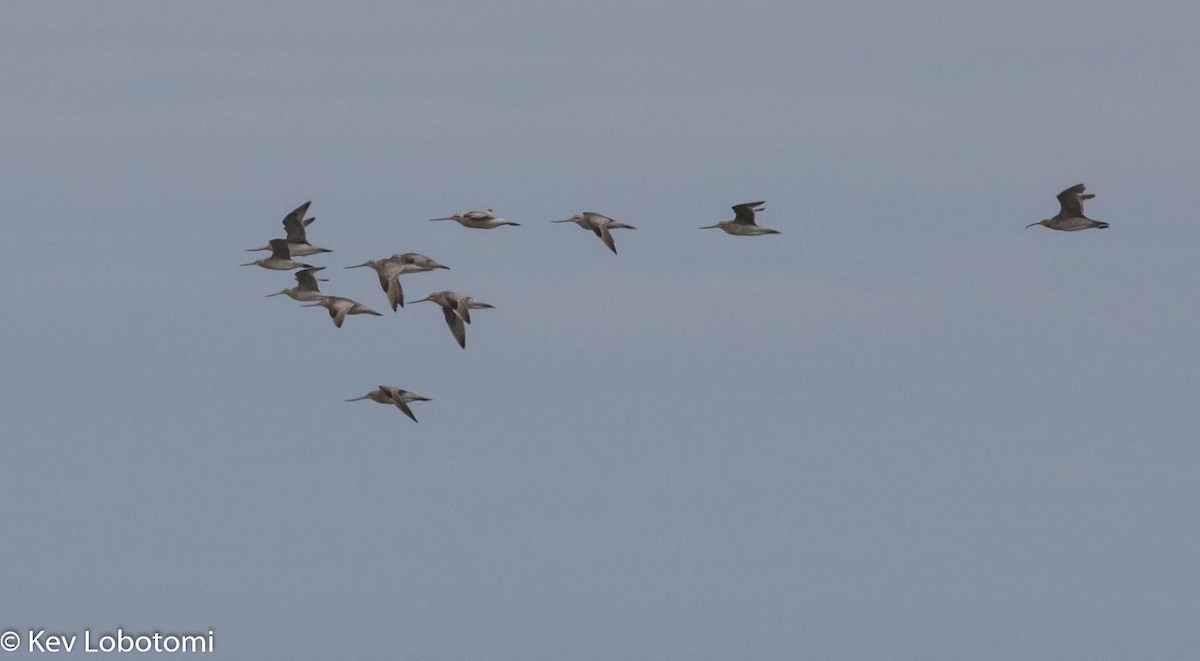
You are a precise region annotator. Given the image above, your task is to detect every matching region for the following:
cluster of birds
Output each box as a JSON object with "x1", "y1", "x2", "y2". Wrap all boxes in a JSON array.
[{"x1": 242, "y1": 184, "x2": 1108, "y2": 423}]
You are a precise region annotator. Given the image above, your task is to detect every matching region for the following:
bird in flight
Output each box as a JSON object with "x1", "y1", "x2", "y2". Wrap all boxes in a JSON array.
[
  {"x1": 553, "y1": 212, "x2": 636, "y2": 254},
  {"x1": 429, "y1": 209, "x2": 520, "y2": 229},
  {"x1": 1026, "y1": 184, "x2": 1110, "y2": 231},
  {"x1": 346, "y1": 386, "x2": 431, "y2": 423},
  {"x1": 700, "y1": 201, "x2": 780, "y2": 236},
  {"x1": 246, "y1": 201, "x2": 332, "y2": 256}
]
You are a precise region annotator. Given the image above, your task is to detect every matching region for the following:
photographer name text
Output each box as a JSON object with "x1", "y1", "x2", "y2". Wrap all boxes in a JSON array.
[{"x1": 1, "y1": 629, "x2": 214, "y2": 654}]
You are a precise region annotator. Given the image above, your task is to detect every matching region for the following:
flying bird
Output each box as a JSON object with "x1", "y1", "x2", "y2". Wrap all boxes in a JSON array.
[
  {"x1": 264, "y1": 267, "x2": 330, "y2": 302},
  {"x1": 302, "y1": 296, "x2": 382, "y2": 328},
  {"x1": 346, "y1": 386, "x2": 431, "y2": 423},
  {"x1": 410, "y1": 290, "x2": 495, "y2": 349},
  {"x1": 240, "y1": 238, "x2": 315, "y2": 271},
  {"x1": 387, "y1": 253, "x2": 450, "y2": 273},
  {"x1": 246, "y1": 201, "x2": 333, "y2": 256},
  {"x1": 345, "y1": 253, "x2": 449, "y2": 310},
  {"x1": 700, "y1": 201, "x2": 780, "y2": 236},
  {"x1": 553, "y1": 212, "x2": 636, "y2": 254},
  {"x1": 429, "y1": 209, "x2": 520, "y2": 229},
  {"x1": 1026, "y1": 184, "x2": 1110, "y2": 231},
  {"x1": 345, "y1": 258, "x2": 413, "y2": 311}
]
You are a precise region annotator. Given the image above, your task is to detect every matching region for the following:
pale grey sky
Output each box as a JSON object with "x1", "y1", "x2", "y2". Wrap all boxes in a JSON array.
[{"x1": 2, "y1": 1, "x2": 1199, "y2": 659}]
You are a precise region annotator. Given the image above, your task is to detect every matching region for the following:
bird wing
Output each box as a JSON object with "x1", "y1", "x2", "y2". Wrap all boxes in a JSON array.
[
  {"x1": 329, "y1": 298, "x2": 350, "y2": 328},
  {"x1": 389, "y1": 394, "x2": 419, "y2": 423},
  {"x1": 381, "y1": 260, "x2": 409, "y2": 278},
  {"x1": 294, "y1": 267, "x2": 324, "y2": 291},
  {"x1": 582, "y1": 212, "x2": 615, "y2": 225},
  {"x1": 442, "y1": 307, "x2": 467, "y2": 349},
  {"x1": 463, "y1": 209, "x2": 494, "y2": 221},
  {"x1": 454, "y1": 295, "x2": 472, "y2": 324},
  {"x1": 731, "y1": 201, "x2": 765, "y2": 225},
  {"x1": 386, "y1": 276, "x2": 404, "y2": 311},
  {"x1": 268, "y1": 238, "x2": 292, "y2": 260},
  {"x1": 372, "y1": 269, "x2": 390, "y2": 293},
  {"x1": 404, "y1": 254, "x2": 441, "y2": 271},
  {"x1": 597, "y1": 223, "x2": 618, "y2": 254},
  {"x1": 281, "y1": 202, "x2": 312, "y2": 243},
  {"x1": 1055, "y1": 184, "x2": 1092, "y2": 218}
]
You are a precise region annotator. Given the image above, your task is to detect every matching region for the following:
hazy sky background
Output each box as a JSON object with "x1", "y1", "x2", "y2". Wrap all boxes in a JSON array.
[{"x1": 3, "y1": 1, "x2": 1199, "y2": 659}]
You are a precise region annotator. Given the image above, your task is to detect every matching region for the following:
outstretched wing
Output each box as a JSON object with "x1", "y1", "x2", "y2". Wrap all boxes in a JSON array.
[
  {"x1": 281, "y1": 201, "x2": 312, "y2": 243},
  {"x1": 442, "y1": 307, "x2": 467, "y2": 349},
  {"x1": 1055, "y1": 184, "x2": 1092, "y2": 218},
  {"x1": 294, "y1": 267, "x2": 324, "y2": 292},
  {"x1": 329, "y1": 298, "x2": 350, "y2": 328},
  {"x1": 386, "y1": 277, "x2": 404, "y2": 311},
  {"x1": 455, "y1": 295, "x2": 472, "y2": 324},
  {"x1": 731, "y1": 201, "x2": 765, "y2": 225},
  {"x1": 597, "y1": 223, "x2": 618, "y2": 254},
  {"x1": 390, "y1": 395, "x2": 419, "y2": 423},
  {"x1": 268, "y1": 238, "x2": 292, "y2": 260}
]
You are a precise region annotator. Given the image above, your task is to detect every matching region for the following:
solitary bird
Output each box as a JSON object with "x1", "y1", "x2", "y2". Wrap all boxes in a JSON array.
[
  {"x1": 553, "y1": 212, "x2": 636, "y2": 254},
  {"x1": 246, "y1": 201, "x2": 333, "y2": 256},
  {"x1": 346, "y1": 386, "x2": 431, "y2": 423},
  {"x1": 1027, "y1": 184, "x2": 1110, "y2": 231},
  {"x1": 700, "y1": 201, "x2": 780, "y2": 236},
  {"x1": 240, "y1": 239, "x2": 315, "y2": 271},
  {"x1": 430, "y1": 209, "x2": 520, "y2": 229},
  {"x1": 264, "y1": 267, "x2": 330, "y2": 302},
  {"x1": 302, "y1": 296, "x2": 382, "y2": 328},
  {"x1": 410, "y1": 290, "x2": 495, "y2": 349}
]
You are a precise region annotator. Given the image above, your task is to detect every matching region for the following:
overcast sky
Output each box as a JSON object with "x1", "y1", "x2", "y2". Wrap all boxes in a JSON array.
[{"x1": 3, "y1": 1, "x2": 1199, "y2": 659}]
